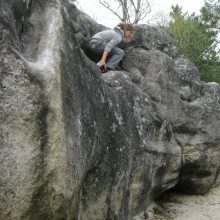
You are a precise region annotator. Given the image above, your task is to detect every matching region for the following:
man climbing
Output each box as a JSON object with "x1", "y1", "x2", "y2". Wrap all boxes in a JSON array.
[{"x1": 87, "y1": 23, "x2": 134, "y2": 73}]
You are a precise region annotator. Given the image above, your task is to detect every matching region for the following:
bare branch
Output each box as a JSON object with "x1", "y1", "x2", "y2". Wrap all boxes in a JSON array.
[
  {"x1": 99, "y1": 0, "x2": 123, "y2": 21},
  {"x1": 99, "y1": 0, "x2": 151, "y2": 24}
]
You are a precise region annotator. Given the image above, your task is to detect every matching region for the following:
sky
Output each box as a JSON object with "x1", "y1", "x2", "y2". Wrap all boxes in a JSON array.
[{"x1": 76, "y1": 0, "x2": 205, "y2": 28}]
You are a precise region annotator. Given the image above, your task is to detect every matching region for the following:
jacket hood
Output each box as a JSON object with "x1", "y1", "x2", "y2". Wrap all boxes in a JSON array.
[{"x1": 114, "y1": 26, "x2": 124, "y2": 37}]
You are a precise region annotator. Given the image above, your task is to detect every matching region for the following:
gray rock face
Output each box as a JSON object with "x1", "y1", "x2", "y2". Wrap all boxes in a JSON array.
[{"x1": 0, "y1": 0, "x2": 220, "y2": 220}]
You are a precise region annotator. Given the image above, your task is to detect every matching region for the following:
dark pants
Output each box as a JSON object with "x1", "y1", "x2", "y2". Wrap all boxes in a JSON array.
[{"x1": 86, "y1": 39, "x2": 124, "y2": 70}]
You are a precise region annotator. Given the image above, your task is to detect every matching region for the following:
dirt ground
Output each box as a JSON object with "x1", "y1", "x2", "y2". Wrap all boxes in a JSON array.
[{"x1": 155, "y1": 185, "x2": 220, "y2": 220}]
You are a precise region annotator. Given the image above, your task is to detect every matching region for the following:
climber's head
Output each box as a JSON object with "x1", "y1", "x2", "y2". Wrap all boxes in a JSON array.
[{"x1": 117, "y1": 23, "x2": 134, "y2": 39}]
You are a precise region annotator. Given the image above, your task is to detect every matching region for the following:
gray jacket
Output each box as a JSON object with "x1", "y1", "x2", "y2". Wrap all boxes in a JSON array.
[{"x1": 91, "y1": 26, "x2": 123, "y2": 52}]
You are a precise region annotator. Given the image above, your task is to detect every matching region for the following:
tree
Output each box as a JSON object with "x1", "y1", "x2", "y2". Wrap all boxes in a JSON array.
[
  {"x1": 199, "y1": 0, "x2": 220, "y2": 82},
  {"x1": 99, "y1": 0, "x2": 151, "y2": 24},
  {"x1": 164, "y1": 4, "x2": 220, "y2": 83},
  {"x1": 200, "y1": 0, "x2": 220, "y2": 31}
]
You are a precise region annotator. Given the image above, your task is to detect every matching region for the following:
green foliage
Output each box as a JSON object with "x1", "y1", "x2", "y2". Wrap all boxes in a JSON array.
[
  {"x1": 163, "y1": 3, "x2": 220, "y2": 84},
  {"x1": 200, "y1": 0, "x2": 220, "y2": 30}
]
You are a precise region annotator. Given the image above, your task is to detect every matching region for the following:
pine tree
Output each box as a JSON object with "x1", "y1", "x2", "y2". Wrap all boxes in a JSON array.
[{"x1": 164, "y1": 3, "x2": 220, "y2": 83}]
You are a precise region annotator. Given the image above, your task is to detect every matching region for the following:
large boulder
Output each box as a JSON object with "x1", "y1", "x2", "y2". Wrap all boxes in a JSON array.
[{"x1": 0, "y1": 0, "x2": 220, "y2": 220}]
